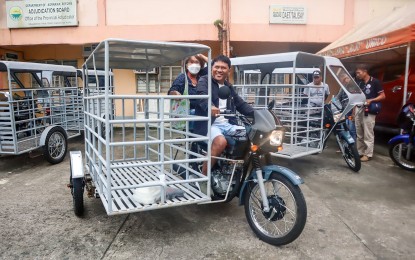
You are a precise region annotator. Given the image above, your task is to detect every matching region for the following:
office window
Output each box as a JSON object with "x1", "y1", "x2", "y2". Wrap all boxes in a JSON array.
[
  {"x1": 136, "y1": 65, "x2": 183, "y2": 93},
  {"x1": 160, "y1": 66, "x2": 182, "y2": 93}
]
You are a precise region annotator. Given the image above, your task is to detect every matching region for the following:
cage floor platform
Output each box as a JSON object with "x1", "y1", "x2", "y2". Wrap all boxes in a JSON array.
[
  {"x1": 98, "y1": 160, "x2": 211, "y2": 215},
  {"x1": 271, "y1": 143, "x2": 322, "y2": 159}
]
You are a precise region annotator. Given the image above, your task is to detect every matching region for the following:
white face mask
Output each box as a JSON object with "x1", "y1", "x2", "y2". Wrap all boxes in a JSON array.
[{"x1": 187, "y1": 63, "x2": 201, "y2": 75}]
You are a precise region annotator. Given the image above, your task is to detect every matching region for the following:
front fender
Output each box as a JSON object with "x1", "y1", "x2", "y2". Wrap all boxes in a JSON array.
[
  {"x1": 338, "y1": 130, "x2": 355, "y2": 144},
  {"x1": 238, "y1": 165, "x2": 304, "y2": 206},
  {"x1": 40, "y1": 125, "x2": 67, "y2": 146},
  {"x1": 388, "y1": 134, "x2": 410, "y2": 145}
]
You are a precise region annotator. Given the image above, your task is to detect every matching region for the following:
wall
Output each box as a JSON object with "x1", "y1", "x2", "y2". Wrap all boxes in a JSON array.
[
  {"x1": 2, "y1": 0, "x2": 413, "y2": 47},
  {"x1": 231, "y1": 0, "x2": 352, "y2": 43},
  {"x1": 354, "y1": 0, "x2": 414, "y2": 26},
  {"x1": 106, "y1": 0, "x2": 221, "y2": 26},
  {"x1": 0, "y1": 0, "x2": 219, "y2": 46},
  {"x1": 113, "y1": 69, "x2": 137, "y2": 118},
  {"x1": 12, "y1": 45, "x2": 82, "y2": 61}
]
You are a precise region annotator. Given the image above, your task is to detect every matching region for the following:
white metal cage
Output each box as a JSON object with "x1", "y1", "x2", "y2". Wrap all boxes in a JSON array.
[
  {"x1": 232, "y1": 52, "x2": 328, "y2": 158},
  {"x1": 232, "y1": 53, "x2": 366, "y2": 159},
  {"x1": 83, "y1": 39, "x2": 212, "y2": 215},
  {"x1": 0, "y1": 61, "x2": 81, "y2": 155}
]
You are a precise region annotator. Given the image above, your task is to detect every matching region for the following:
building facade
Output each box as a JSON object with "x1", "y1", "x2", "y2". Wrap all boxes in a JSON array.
[{"x1": 0, "y1": 0, "x2": 412, "y2": 115}]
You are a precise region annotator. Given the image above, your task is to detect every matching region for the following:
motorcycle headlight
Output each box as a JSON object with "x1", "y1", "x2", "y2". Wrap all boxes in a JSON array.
[{"x1": 270, "y1": 130, "x2": 284, "y2": 146}]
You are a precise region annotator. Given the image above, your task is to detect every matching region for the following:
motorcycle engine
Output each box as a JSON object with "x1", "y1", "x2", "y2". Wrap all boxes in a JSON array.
[{"x1": 211, "y1": 161, "x2": 238, "y2": 195}]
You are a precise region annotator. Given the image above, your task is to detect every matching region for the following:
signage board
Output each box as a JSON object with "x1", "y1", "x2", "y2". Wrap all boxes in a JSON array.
[
  {"x1": 270, "y1": 5, "x2": 307, "y2": 24},
  {"x1": 6, "y1": 0, "x2": 78, "y2": 28}
]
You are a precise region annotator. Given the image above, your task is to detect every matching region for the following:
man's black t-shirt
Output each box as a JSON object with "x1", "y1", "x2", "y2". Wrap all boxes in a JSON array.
[{"x1": 358, "y1": 77, "x2": 384, "y2": 99}]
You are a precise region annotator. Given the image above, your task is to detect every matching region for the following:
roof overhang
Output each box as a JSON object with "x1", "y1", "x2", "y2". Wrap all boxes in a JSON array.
[{"x1": 317, "y1": 3, "x2": 415, "y2": 59}]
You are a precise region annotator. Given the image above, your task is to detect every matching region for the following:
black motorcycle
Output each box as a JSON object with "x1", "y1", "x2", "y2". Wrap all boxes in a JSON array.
[
  {"x1": 175, "y1": 86, "x2": 307, "y2": 246},
  {"x1": 322, "y1": 97, "x2": 361, "y2": 171},
  {"x1": 304, "y1": 95, "x2": 361, "y2": 172}
]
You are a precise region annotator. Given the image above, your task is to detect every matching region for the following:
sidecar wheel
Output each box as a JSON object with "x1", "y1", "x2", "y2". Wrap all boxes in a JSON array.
[
  {"x1": 71, "y1": 178, "x2": 84, "y2": 217},
  {"x1": 244, "y1": 173, "x2": 307, "y2": 246},
  {"x1": 70, "y1": 159, "x2": 84, "y2": 217},
  {"x1": 44, "y1": 127, "x2": 67, "y2": 164}
]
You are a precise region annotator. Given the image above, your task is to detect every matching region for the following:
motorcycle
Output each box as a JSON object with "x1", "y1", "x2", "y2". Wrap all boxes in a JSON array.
[
  {"x1": 388, "y1": 103, "x2": 415, "y2": 171},
  {"x1": 304, "y1": 95, "x2": 361, "y2": 172},
  {"x1": 175, "y1": 86, "x2": 307, "y2": 246},
  {"x1": 323, "y1": 96, "x2": 361, "y2": 172}
]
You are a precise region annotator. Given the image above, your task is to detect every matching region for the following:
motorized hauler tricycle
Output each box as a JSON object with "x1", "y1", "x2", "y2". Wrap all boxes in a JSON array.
[
  {"x1": 231, "y1": 53, "x2": 366, "y2": 171},
  {"x1": 69, "y1": 39, "x2": 307, "y2": 246},
  {"x1": 0, "y1": 61, "x2": 82, "y2": 163}
]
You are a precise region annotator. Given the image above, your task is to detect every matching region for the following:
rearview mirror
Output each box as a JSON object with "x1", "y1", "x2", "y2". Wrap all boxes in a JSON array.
[{"x1": 218, "y1": 85, "x2": 231, "y2": 99}]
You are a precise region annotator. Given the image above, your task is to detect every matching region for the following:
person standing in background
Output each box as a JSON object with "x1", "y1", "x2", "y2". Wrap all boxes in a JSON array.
[{"x1": 354, "y1": 64, "x2": 386, "y2": 162}]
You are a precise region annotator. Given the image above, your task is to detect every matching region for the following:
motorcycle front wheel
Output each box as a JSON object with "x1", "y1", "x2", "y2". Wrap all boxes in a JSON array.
[
  {"x1": 339, "y1": 138, "x2": 361, "y2": 172},
  {"x1": 244, "y1": 173, "x2": 307, "y2": 246},
  {"x1": 389, "y1": 140, "x2": 415, "y2": 171}
]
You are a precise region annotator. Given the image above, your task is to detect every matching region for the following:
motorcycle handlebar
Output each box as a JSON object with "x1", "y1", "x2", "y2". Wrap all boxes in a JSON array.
[
  {"x1": 216, "y1": 114, "x2": 237, "y2": 117},
  {"x1": 216, "y1": 109, "x2": 236, "y2": 117}
]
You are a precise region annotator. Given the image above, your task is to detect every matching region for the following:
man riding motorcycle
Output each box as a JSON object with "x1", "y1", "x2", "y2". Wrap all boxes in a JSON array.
[{"x1": 194, "y1": 55, "x2": 254, "y2": 177}]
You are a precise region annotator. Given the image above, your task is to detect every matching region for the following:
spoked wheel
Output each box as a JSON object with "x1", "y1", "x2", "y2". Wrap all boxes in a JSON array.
[
  {"x1": 44, "y1": 127, "x2": 68, "y2": 164},
  {"x1": 389, "y1": 141, "x2": 415, "y2": 171},
  {"x1": 339, "y1": 139, "x2": 361, "y2": 172},
  {"x1": 244, "y1": 173, "x2": 307, "y2": 246}
]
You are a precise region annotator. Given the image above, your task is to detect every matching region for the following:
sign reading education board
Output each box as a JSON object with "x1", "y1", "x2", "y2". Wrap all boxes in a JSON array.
[
  {"x1": 6, "y1": 0, "x2": 78, "y2": 28},
  {"x1": 269, "y1": 5, "x2": 307, "y2": 24}
]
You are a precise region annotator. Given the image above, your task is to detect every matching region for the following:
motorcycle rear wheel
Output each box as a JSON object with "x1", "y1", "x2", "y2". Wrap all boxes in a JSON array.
[
  {"x1": 389, "y1": 140, "x2": 415, "y2": 171},
  {"x1": 244, "y1": 173, "x2": 307, "y2": 246},
  {"x1": 339, "y1": 139, "x2": 361, "y2": 172}
]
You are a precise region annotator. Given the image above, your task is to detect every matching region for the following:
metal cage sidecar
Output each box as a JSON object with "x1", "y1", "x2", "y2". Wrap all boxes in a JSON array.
[
  {"x1": 0, "y1": 61, "x2": 81, "y2": 163},
  {"x1": 74, "y1": 39, "x2": 213, "y2": 215},
  {"x1": 231, "y1": 52, "x2": 366, "y2": 159}
]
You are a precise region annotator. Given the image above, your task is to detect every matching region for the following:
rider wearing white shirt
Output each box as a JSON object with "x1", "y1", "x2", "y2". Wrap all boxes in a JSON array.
[
  {"x1": 213, "y1": 84, "x2": 229, "y2": 125},
  {"x1": 304, "y1": 70, "x2": 330, "y2": 107}
]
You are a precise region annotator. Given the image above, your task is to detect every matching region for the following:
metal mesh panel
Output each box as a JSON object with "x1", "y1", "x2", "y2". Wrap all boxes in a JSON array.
[{"x1": 235, "y1": 84, "x2": 324, "y2": 158}]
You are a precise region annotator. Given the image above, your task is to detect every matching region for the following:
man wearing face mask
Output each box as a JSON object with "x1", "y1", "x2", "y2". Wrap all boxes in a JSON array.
[
  {"x1": 194, "y1": 55, "x2": 254, "y2": 180},
  {"x1": 168, "y1": 54, "x2": 208, "y2": 110}
]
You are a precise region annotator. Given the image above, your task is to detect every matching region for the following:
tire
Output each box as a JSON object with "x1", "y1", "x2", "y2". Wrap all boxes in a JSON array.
[
  {"x1": 339, "y1": 139, "x2": 361, "y2": 172},
  {"x1": 69, "y1": 157, "x2": 85, "y2": 217},
  {"x1": 244, "y1": 173, "x2": 307, "y2": 246},
  {"x1": 71, "y1": 178, "x2": 85, "y2": 217},
  {"x1": 389, "y1": 140, "x2": 415, "y2": 171},
  {"x1": 44, "y1": 127, "x2": 68, "y2": 164}
]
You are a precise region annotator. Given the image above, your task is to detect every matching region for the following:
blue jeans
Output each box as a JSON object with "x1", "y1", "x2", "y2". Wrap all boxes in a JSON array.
[{"x1": 346, "y1": 119, "x2": 356, "y2": 140}]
